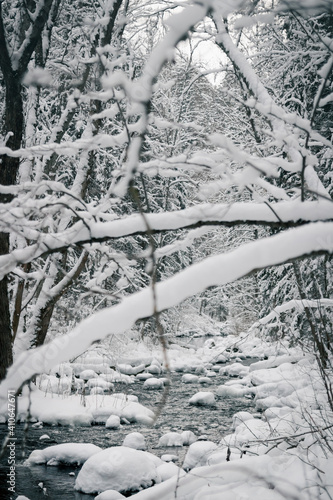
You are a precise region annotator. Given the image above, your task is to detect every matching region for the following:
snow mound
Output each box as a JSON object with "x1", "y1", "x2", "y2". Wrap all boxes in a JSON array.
[
  {"x1": 117, "y1": 364, "x2": 145, "y2": 376},
  {"x1": 25, "y1": 443, "x2": 101, "y2": 466},
  {"x1": 198, "y1": 376, "x2": 212, "y2": 384},
  {"x1": 183, "y1": 441, "x2": 218, "y2": 470},
  {"x1": 189, "y1": 391, "x2": 216, "y2": 406},
  {"x1": 249, "y1": 354, "x2": 303, "y2": 372},
  {"x1": 216, "y1": 384, "x2": 251, "y2": 398},
  {"x1": 182, "y1": 373, "x2": 199, "y2": 383},
  {"x1": 128, "y1": 454, "x2": 314, "y2": 500},
  {"x1": 95, "y1": 491, "x2": 126, "y2": 500},
  {"x1": 181, "y1": 430, "x2": 197, "y2": 445},
  {"x1": 220, "y1": 362, "x2": 249, "y2": 377},
  {"x1": 39, "y1": 434, "x2": 50, "y2": 441},
  {"x1": 120, "y1": 401, "x2": 154, "y2": 424},
  {"x1": 136, "y1": 373, "x2": 154, "y2": 381},
  {"x1": 87, "y1": 377, "x2": 114, "y2": 392},
  {"x1": 90, "y1": 395, "x2": 154, "y2": 425},
  {"x1": 158, "y1": 432, "x2": 184, "y2": 447},
  {"x1": 123, "y1": 432, "x2": 146, "y2": 450},
  {"x1": 146, "y1": 360, "x2": 162, "y2": 375},
  {"x1": 157, "y1": 462, "x2": 180, "y2": 481},
  {"x1": 161, "y1": 454, "x2": 178, "y2": 462},
  {"x1": 215, "y1": 354, "x2": 228, "y2": 363},
  {"x1": 106, "y1": 415, "x2": 121, "y2": 429},
  {"x1": 143, "y1": 377, "x2": 164, "y2": 390},
  {"x1": 232, "y1": 411, "x2": 253, "y2": 430},
  {"x1": 75, "y1": 446, "x2": 162, "y2": 495},
  {"x1": 14, "y1": 390, "x2": 152, "y2": 427},
  {"x1": 79, "y1": 369, "x2": 98, "y2": 380}
]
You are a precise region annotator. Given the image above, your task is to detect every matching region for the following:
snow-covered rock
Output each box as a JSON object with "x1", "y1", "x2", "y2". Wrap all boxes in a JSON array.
[
  {"x1": 172, "y1": 361, "x2": 188, "y2": 372},
  {"x1": 75, "y1": 446, "x2": 163, "y2": 495},
  {"x1": 182, "y1": 373, "x2": 199, "y2": 384},
  {"x1": 181, "y1": 430, "x2": 197, "y2": 445},
  {"x1": 161, "y1": 454, "x2": 178, "y2": 462},
  {"x1": 194, "y1": 365, "x2": 207, "y2": 375},
  {"x1": 136, "y1": 372, "x2": 154, "y2": 381},
  {"x1": 143, "y1": 378, "x2": 164, "y2": 390},
  {"x1": 198, "y1": 376, "x2": 212, "y2": 384},
  {"x1": 15, "y1": 389, "x2": 94, "y2": 426},
  {"x1": 249, "y1": 354, "x2": 302, "y2": 372},
  {"x1": 158, "y1": 432, "x2": 184, "y2": 447},
  {"x1": 231, "y1": 411, "x2": 253, "y2": 430},
  {"x1": 39, "y1": 434, "x2": 50, "y2": 441},
  {"x1": 183, "y1": 441, "x2": 218, "y2": 470},
  {"x1": 146, "y1": 363, "x2": 162, "y2": 375},
  {"x1": 256, "y1": 395, "x2": 284, "y2": 410},
  {"x1": 87, "y1": 377, "x2": 114, "y2": 392},
  {"x1": 25, "y1": 443, "x2": 101, "y2": 466},
  {"x1": 215, "y1": 354, "x2": 228, "y2": 363},
  {"x1": 250, "y1": 363, "x2": 299, "y2": 386},
  {"x1": 120, "y1": 402, "x2": 154, "y2": 425},
  {"x1": 216, "y1": 384, "x2": 252, "y2": 398},
  {"x1": 12, "y1": 390, "x2": 152, "y2": 427},
  {"x1": 222, "y1": 417, "x2": 292, "y2": 449},
  {"x1": 264, "y1": 406, "x2": 294, "y2": 421},
  {"x1": 32, "y1": 421, "x2": 43, "y2": 428},
  {"x1": 123, "y1": 432, "x2": 146, "y2": 450},
  {"x1": 91, "y1": 396, "x2": 155, "y2": 425},
  {"x1": 79, "y1": 369, "x2": 98, "y2": 381},
  {"x1": 117, "y1": 364, "x2": 145, "y2": 376},
  {"x1": 106, "y1": 415, "x2": 121, "y2": 429},
  {"x1": 219, "y1": 362, "x2": 249, "y2": 377},
  {"x1": 189, "y1": 391, "x2": 216, "y2": 406},
  {"x1": 95, "y1": 491, "x2": 126, "y2": 500},
  {"x1": 156, "y1": 462, "x2": 180, "y2": 481}
]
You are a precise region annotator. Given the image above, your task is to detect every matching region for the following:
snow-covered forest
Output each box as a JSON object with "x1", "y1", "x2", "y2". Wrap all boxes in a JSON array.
[{"x1": 0, "y1": 0, "x2": 332, "y2": 499}]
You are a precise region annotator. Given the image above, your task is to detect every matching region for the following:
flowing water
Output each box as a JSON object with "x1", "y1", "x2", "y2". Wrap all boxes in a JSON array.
[{"x1": 0, "y1": 365, "x2": 255, "y2": 499}]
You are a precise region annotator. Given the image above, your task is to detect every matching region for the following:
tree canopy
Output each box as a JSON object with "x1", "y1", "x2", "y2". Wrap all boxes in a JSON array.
[{"x1": 0, "y1": 0, "x2": 332, "y2": 401}]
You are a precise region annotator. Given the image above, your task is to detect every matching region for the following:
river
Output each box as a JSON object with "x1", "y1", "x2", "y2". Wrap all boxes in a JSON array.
[{"x1": 0, "y1": 364, "x2": 255, "y2": 499}]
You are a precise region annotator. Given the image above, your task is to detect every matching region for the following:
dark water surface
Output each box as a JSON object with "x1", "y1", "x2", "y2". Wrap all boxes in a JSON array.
[{"x1": 0, "y1": 369, "x2": 254, "y2": 499}]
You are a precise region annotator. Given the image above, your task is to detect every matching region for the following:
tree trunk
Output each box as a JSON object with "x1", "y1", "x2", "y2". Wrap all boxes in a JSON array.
[
  {"x1": 0, "y1": 0, "x2": 56, "y2": 379},
  {"x1": 0, "y1": 78, "x2": 23, "y2": 380},
  {"x1": 0, "y1": 233, "x2": 12, "y2": 380}
]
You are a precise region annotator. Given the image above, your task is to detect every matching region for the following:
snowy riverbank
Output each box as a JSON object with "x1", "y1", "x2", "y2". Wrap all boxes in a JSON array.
[{"x1": 2, "y1": 332, "x2": 333, "y2": 500}]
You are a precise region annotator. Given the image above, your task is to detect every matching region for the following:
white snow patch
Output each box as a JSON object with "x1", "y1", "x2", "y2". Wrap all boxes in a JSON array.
[
  {"x1": 182, "y1": 373, "x2": 199, "y2": 383},
  {"x1": 189, "y1": 391, "x2": 216, "y2": 406},
  {"x1": 181, "y1": 430, "x2": 197, "y2": 445},
  {"x1": 158, "y1": 432, "x2": 184, "y2": 447},
  {"x1": 183, "y1": 441, "x2": 218, "y2": 470},
  {"x1": 105, "y1": 415, "x2": 121, "y2": 429},
  {"x1": 156, "y1": 462, "x2": 181, "y2": 481},
  {"x1": 143, "y1": 378, "x2": 164, "y2": 390},
  {"x1": 94, "y1": 490, "x2": 126, "y2": 499},
  {"x1": 25, "y1": 443, "x2": 101, "y2": 466},
  {"x1": 123, "y1": 432, "x2": 146, "y2": 450},
  {"x1": 75, "y1": 446, "x2": 163, "y2": 494}
]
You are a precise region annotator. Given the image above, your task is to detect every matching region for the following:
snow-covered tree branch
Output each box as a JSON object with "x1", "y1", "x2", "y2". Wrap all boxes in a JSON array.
[{"x1": 0, "y1": 0, "x2": 331, "y2": 403}]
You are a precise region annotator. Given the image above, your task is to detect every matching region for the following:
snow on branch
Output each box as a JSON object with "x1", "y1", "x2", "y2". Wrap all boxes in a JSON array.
[
  {"x1": 0, "y1": 221, "x2": 332, "y2": 401},
  {"x1": 1, "y1": 200, "x2": 332, "y2": 279},
  {"x1": 257, "y1": 298, "x2": 333, "y2": 326},
  {"x1": 212, "y1": 14, "x2": 330, "y2": 198},
  {"x1": 0, "y1": 198, "x2": 332, "y2": 275}
]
